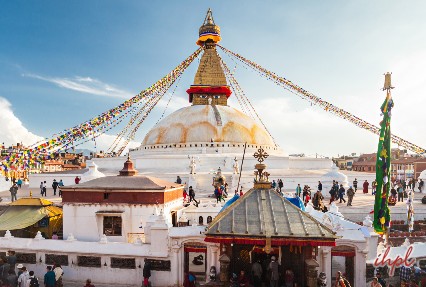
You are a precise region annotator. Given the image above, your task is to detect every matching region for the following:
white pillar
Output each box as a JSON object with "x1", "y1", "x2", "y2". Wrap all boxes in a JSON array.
[
  {"x1": 171, "y1": 246, "x2": 180, "y2": 287},
  {"x1": 356, "y1": 250, "x2": 368, "y2": 287},
  {"x1": 321, "y1": 247, "x2": 332, "y2": 287}
]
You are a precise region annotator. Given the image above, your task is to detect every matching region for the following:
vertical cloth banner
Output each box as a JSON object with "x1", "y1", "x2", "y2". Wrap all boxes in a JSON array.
[{"x1": 373, "y1": 89, "x2": 394, "y2": 234}]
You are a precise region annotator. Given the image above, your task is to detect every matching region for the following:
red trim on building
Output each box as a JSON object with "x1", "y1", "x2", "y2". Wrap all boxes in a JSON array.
[
  {"x1": 186, "y1": 86, "x2": 232, "y2": 97},
  {"x1": 204, "y1": 236, "x2": 336, "y2": 247}
]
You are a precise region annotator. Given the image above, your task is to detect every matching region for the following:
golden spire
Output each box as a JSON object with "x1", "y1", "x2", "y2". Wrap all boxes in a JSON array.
[{"x1": 197, "y1": 8, "x2": 221, "y2": 46}]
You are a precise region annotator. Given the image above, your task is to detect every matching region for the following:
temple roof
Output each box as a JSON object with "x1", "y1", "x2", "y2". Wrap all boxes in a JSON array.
[
  {"x1": 61, "y1": 175, "x2": 181, "y2": 191},
  {"x1": 205, "y1": 188, "x2": 337, "y2": 245}
]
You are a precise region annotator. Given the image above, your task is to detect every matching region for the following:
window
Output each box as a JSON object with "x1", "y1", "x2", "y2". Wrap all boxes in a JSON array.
[
  {"x1": 103, "y1": 193, "x2": 110, "y2": 200},
  {"x1": 207, "y1": 216, "x2": 212, "y2": 224},
  {"x1": 103, "y1": 216, "x2": 122, "y2": 236}
]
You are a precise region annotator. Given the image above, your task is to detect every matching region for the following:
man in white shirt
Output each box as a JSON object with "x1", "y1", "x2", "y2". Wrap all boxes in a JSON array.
[{"x1": 18, "y1": 266, "x2": 30, "y2": 287}]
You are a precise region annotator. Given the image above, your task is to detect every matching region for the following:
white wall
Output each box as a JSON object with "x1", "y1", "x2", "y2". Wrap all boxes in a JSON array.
[
  {"x1": 0, "y1": 237, "x2": 171, "y2": 286},
  {"x1": 29, "y1": 174, "x2": 80, "y2": 188},
  {"x1": 63, "y1": 199, "x2": 182, "y2": 243}
]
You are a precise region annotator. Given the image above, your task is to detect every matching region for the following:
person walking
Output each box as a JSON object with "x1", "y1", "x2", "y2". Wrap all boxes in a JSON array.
[
  {"x1": 304, "y1": 190, "x2": 311, "y2": 207},
  {"x1": 43, "y1": 266, "x2": 56, "y2": 287},
  {"x1": 272, "y1": 180, "x2": 277, "y2": 190},
  {"x1": 28, "y1": 271, "x2": 39, "y2": 287},
  {"x1": 346, "y1": 186, "x2": 355, "y2": 206},
  {"x1": 175, "y1": 176, "x2": 182, "y2": 184},
  {"x1": 251, "y1": 260, "x2": 262, "y2": 287},
  {"x1": 16, "y1": 178, "x2": 23, "y2": 189},
  {"x1": 329, "y1": 181, "x2": 337, "y2": 204},
  {"x1": 399, "y1": 265, "x2": 412, "y2": 286},
  {"x1": 6, "y1": 251, "x2": 17, "y2": 274},
  {"x1": 142, "y1": 261, "x2": 151, "y2": 287},
  {"x1": 338, "y1": 185, "x2": 346, "y2": 203},
  {"x1": 17, "y1": 266, "x2": 29, "y2": 287},
  {"x1": 39, "y1": 182, "x2": 44, "y2": 196},
  {"x1": 83, "y1": 279, "x2": 95, "y2": 287},
  {"x1": 371, "y1": 180, "x2": 377, "y2": 195},
  {"x1": 370, "y1": 277, "x2": 381, "y2": 287},
  {"x1": 53, "y1": 264, "x2": 63, "y2": 287},
  {"x1": 375, "y1": 272, "x2": 386, "y2": 287},
  {"x1": 9, "y1": 183, "x2": 18, "y2": 202},
  {"x1": 313, "y1": 190, "x2": 324, "y2": 211},
  {"x1": 7, "y1": 269, "x2": 18, "y2": 287},
  {"x1": 419, "y1": 179, "x2": 424, "y2": 193},
  {"x1": 278, "y1": 179, "x2": 283, "y2": 193},
  {"x1": 397, "y1": 183, "x2": 404, "y2": 202},
  {"x1": 52, "y1": 180, "x2": 59, "y2": 196},
  {"x1": 318, "y1": 181, "x2": 323, "y2": 192},
  {"x1": 296, "y1": 184, "x2": 302, "y2": 198},
  {"x1": 188, "y1": 186, "x2": 199, "y2": 206},
  {"x1": 183, "y1": 188, "x2": 188, "y2": 204},
  {"x1": 42, "y1": 181, "x2": 47, "y2": 197},
  {"x1": 267, "y1": 256, "x2": 280, "y2": 287},
  {"x1": 334, "y1": 271, "x2": 350, "y2": 287},
  {"x1": 363, "y1": 180, "x2": 369, "y2": 194},
  {"x1": 413, "y1": 179, "x2": 417, "y2": 192},
  {"x1": 0, "y1": 257, "x2": 10, "y2": 279},
  {"x1": 58, "y1": 180, "x2": 64, "y2": 197},
  {"x1": 353, "y1": 178, "x2": 358, "y2": 192}
]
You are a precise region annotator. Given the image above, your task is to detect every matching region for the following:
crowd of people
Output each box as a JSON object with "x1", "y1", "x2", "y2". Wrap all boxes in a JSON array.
[
  {"x1": 0, "y1": 250, "x2": 96, "y2": 287},
  {"x1": 8, "y1": 178, "x2": 69, "y2": 203},
  {"x1": 227, "y1": 256, "x2": 296, "y2": 287}
]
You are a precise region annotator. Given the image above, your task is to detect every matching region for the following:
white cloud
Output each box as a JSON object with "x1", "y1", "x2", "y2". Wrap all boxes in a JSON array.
[
  {"x1": 23, "y1": 73, "x2": 134, "y2": 99},
  {"x1": 0, "y1": 96, "x2": 140, "y2": 154},
  {"x1": 0, "y1": 97, "x2": 44, "y2": 146}
]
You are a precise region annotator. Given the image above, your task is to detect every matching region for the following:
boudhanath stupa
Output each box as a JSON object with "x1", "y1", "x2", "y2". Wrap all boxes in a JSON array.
[{"x1": 90, "y1": 9, "x2": 371, "y2": 193}]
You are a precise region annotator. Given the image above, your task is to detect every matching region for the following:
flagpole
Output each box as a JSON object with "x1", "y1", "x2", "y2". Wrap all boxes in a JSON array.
[
  {"x1": 236, "y1": 142, "x2": 247, "y2": 193},
  {"x1": 373, "y1": 72, "x2": 394, "y2": 245}
]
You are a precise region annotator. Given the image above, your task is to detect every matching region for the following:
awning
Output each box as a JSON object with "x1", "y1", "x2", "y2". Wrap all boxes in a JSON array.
[{"x1": 0, "y1": 206, "x2": 50, "y2": 230}]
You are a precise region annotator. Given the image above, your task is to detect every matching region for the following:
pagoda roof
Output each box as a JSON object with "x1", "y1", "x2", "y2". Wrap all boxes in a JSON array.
[
  {"x1": 205, "y1": 188, "x2": 338, "y2": 246},
  {"x1": 61, "y1": 175, "x2": 182, "y2": 192},
  {"x1": 9, "y1": 197, "x2": 54, "y2": 207}
]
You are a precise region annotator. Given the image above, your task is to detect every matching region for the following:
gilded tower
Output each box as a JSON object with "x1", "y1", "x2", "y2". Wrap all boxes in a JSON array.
[{"x1": 187, "y1": 9, "x2": 232, "y2": 106}]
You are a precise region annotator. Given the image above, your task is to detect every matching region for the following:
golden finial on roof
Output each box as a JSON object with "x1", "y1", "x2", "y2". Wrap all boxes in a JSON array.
[
  {"x1": 254, "y1": 148, "x2": 269, "y2": 163},
  {"x1": 383, "y1": 72, "x2": 394, "y2": 91},
  {"x1": 197, "y1": 8, "x2": 221, "y2": 47},
  {"x1": 253, "y1": 147, "x2": 272, "y2": 189}
]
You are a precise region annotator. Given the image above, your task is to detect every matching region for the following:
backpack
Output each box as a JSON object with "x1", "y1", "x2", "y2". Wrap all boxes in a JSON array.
[
  {"x1": 30, "y1": 277, "x2": 40, "y2": 287},
  {"x1": 189, "y1": 273, "x2": 196, "y2": 282}
]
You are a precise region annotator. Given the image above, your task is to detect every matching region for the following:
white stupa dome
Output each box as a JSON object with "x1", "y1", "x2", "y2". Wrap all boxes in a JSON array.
[{"x1": 142, "y1": 105, "x2": 275, "y2": 147}]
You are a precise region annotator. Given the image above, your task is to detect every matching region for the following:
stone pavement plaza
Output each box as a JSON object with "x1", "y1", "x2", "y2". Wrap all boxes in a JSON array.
[{"x1": 1, "y1": 185, "x2": 425, "y2": 223}]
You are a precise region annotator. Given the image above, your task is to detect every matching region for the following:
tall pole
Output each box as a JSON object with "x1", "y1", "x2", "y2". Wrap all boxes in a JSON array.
[
  {"x1": 236, "y1": 142, "x2": 247, "y2": 193},
  {"x1": 373, "y1": 72, "x2": 394, "y2": 245}
]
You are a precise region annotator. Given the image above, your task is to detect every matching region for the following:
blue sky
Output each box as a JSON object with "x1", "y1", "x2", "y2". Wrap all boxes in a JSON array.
[{"x1": 1, "y1": 1, "x2": 426, "y2": 156}]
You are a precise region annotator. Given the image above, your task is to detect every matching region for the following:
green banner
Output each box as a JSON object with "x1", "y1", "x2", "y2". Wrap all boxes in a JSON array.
[{"x1": 373, "y1": 91, "x2": 393, "y2": 233}]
